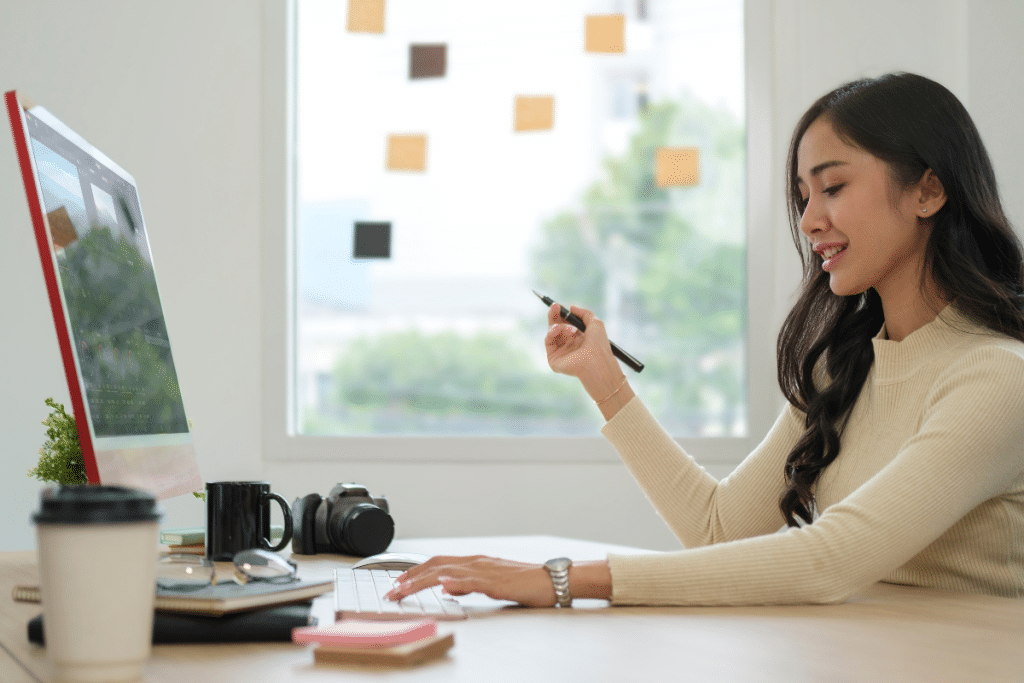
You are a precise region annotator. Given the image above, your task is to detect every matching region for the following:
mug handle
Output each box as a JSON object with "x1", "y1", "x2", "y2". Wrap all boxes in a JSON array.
[{"x1": 262, "y1": 492, "x2": 294, "y2": 552}]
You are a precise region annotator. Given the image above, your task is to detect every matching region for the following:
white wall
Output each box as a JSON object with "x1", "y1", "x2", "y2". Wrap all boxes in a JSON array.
[
  {"x1": 1, "y1": 0, "x2": 1021, "y2": 553},
  {"x1": 0, "y1": 0, "x2": 266, "y2": 549}
]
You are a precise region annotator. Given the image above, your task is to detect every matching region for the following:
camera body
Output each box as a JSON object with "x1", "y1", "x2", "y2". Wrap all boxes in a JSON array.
[{"x1": 291, "y1": 483, "x2": 394, "y2": 557}]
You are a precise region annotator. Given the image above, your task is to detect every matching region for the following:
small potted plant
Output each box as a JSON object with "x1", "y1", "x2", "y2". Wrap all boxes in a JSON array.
[
  {"x1": 28, "y1": 398, "x2": 87, "y2": 486},
  {"x1": 28, "y1": 398, "x2": 207, "y2": 501}
]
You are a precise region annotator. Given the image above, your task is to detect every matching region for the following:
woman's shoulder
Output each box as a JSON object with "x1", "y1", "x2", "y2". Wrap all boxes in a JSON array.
[
  {"x1": 940, "y1": 305, "x2": 1024, "y2": 362},
  {"x1": 929, "y1": 314, "x2": 1024, "y2": 402}
]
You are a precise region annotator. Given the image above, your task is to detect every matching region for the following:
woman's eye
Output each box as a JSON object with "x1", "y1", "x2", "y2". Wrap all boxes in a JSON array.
[{"x1": 824, "y1": 184, "x2": 845, "y2": 196}]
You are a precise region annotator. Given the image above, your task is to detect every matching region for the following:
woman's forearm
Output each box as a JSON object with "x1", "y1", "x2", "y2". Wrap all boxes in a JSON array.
[
  {"x1": 569, "y1": 560, "x2": 613, "y2": 600},
  {"x1": 580, "y1": 370, "x2": 635, "y2": 421}
]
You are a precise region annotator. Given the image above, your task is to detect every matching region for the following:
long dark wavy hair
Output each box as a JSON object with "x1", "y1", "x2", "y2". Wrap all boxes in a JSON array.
[{"x1": 777, "y1": 72, "x2": 1024, "y2": 527}]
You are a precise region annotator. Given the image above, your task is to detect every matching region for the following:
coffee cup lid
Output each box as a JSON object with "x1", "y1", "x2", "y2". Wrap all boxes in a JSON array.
[{"x1": 33, "y1": 485, "x2": 162, "y2": 524}]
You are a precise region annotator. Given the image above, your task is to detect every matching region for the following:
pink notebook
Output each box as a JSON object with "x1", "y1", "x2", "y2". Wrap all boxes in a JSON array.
[{"x1": 293, "y1": 619, "x2": 437, "y2": 648}]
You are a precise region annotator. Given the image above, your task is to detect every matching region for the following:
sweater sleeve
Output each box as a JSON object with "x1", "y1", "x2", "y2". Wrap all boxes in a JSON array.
[
  {"x1": 606, "y1": 345, "x2": 1024, "y2": 606},
  {"x1": 601, "y1": 396, "x2": 805, "y2": 547}
]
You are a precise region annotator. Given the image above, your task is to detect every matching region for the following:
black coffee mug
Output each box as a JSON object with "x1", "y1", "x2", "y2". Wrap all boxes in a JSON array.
[{"x1": 206, "y1": 481, "x2": 294, "y2": 561}]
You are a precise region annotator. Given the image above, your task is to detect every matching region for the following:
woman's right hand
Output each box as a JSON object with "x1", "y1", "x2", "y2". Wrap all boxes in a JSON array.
[
  {"x1": 544, "y1": 304, "x2": 613, "y2": 378},
  {"x1": 544, "y1": 303, "x2": 635, "y2": 419}
]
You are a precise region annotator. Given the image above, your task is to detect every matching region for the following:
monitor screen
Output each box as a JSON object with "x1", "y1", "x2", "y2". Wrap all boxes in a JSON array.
[{"x1": 6, "y1": 91, "x2": 203, "y2": 499}]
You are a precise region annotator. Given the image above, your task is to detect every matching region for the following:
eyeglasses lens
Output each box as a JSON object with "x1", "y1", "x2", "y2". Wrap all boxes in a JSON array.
[
  {"x1": 156, "y1": 554, "x2": 215, "y2": 591},
  {"x1": 232, "y1": 549, "x2": 297, "y2": 583}
]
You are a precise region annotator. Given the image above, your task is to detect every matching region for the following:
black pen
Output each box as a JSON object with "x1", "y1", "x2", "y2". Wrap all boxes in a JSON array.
[{"x1": 533, "y1": 290, "x2": 644, "y2": 373}]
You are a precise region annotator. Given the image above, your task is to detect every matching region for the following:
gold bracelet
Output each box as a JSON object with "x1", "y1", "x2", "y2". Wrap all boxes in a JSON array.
[{"x1": 595, "y1": 376, "x2": 628, "y2": 405}]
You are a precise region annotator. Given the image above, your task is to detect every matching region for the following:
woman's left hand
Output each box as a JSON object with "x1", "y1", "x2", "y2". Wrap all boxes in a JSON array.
[{"x1": 383, "y1": 555, "x2": 557, "y2": 607}]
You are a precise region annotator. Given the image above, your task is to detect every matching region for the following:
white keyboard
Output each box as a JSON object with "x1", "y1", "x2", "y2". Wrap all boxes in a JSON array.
[{"x1": 333, "y1": 568, "x2": 467, "y2": 621}]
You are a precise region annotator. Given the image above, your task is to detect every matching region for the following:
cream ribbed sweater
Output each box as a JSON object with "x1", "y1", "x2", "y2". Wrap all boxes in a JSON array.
[{"x1": 602, "y1": 306, "x2": 1024, "y2": 605}]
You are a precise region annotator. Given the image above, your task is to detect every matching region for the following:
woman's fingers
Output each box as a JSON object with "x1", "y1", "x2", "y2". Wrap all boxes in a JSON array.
[
  {"x1": 568, "y1": 305, "x2": 595, "y2": 326},
  {"x1": 545, "y1": 323, "x2": 580, "y2": 351},
  {"x1": 384, "y1": 555, "x2": 556, "y2": 607},
  {"x1": 544, "y1": 306, "x2": 614, "y2": 377},
  {"x1": 547, "y1": 302, "x2": 563, "y2": 326},
  {"x1": 545, "y1": 326, "x2": 586, "y2": 375},
  {"x1": 385, "y1": 555, "x2": 481, "y2": 601},
  {"x1": 547, "y1": 302, "x2": 595, "y2": 327}
]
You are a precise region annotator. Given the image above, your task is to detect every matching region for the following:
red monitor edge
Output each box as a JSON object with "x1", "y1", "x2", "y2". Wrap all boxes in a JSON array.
[{"x1": 5, "y1": 89, "x2": 101, "y2": 484}]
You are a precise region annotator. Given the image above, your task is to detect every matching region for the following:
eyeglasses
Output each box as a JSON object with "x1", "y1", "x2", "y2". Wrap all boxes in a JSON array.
[{"x1": 156, "y1": 549, "x2": 298, "y2": 591}]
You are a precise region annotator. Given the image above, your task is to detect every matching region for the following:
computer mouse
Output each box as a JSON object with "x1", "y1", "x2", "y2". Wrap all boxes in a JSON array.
[{"x1": 350, "y1": 551, "x2": 431, "y2": 571}]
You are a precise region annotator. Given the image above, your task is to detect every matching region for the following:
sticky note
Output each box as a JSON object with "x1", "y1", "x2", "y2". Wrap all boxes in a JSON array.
[
  {"x1": 386, "y1": 134, "x2": 427, "y2": 171},
  {"x1": 353, "y1": 222, "x2": 392, "y2": 259},
  {"x1": 347, "y1": 0, "x2": 386, "y2": 34},
  {"x1": 410, "y1": 43, "x2": 447, "y2": 79},
  {"x1": 47, "y1": 206, "x2": 78, "y2": 249},
  {"x1": 585, "y1": 14, "x2": 625, "y2": 53},
  {"x1": 514, "y1": 96, "x2": 554, "y2": 132},
  {"x1": 655, "y1": 147, "x2": 700, "y2": 187}
]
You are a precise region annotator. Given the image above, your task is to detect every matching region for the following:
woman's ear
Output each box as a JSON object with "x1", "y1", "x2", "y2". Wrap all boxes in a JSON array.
[{"x1": 917, "y1": 169, "x2": 947, "y2": 217}]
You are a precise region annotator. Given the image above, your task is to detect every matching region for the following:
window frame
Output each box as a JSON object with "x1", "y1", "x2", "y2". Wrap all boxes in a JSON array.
[{"x1": 260, "y1": 0, "x2": 777, "y2": 466}]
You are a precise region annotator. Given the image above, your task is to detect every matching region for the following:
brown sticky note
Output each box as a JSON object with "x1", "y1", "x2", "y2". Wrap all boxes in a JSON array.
[
  {"x1": 585, "y1": 14, "x2": 625, "y2": 53},
  {"x1": 47, "y1": 206, "x2": 78, "y2": 249},
  {"x1": 347, "y1": 0, "x2": 386, "y2": 34},
  {"x1": 514, "y1": 96, "x2": 554, "y2": 132},
  {"x1": 386, "y1": 134, "x2": 427, "y2": 172},
  {"x1": 410, "y1": 44, "x2": 447, "y2": 79},
  {"x1": 655, "y1": 147, "x2": 700, "y2": 187}
]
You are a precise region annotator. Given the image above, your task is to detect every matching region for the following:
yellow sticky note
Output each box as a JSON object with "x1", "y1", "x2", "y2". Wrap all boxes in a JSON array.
[
  {"x1": 514, "y1": 96, "x2": 554, "y2": 132},
  {"x1": 348, "y1": 0, "x2": 386, "y2": 34},
  {"x1": 655, "y1": 147, "x2": 700, "y2": 187},
  {"x1": 386, "y1": 134, "x2": 427, "y2": 172},
  {"x1": 585, "y1": 14, "x2": 625, "y2": 53}
]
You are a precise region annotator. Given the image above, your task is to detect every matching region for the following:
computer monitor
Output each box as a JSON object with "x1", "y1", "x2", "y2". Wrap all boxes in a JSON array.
[{"x1": 6, "y1": 90, "x2": 202, "y2": 499}]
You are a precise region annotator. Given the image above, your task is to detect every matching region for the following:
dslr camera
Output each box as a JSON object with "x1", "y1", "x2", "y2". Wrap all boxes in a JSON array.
[{"x1": 291, "y1": 483, "x2": 394, "y2": 557}]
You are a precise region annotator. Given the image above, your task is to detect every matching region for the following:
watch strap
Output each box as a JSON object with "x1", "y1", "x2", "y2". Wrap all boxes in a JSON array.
[{"x1": 544, "y1": 557, "x2": 573, "y2": 608}]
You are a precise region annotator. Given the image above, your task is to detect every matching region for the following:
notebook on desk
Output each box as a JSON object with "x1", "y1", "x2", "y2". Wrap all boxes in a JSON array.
[
  {"x1": 28, "y1": 603, "x2": 316, "y2": 644},
  {"x1": 13, "y1": 576, "x2": 333, "y2": 616}
]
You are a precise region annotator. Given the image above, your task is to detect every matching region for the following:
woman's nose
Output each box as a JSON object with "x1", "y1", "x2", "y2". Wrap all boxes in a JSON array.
[{"x1": 799, "y1": 196, "x2": 826, "y2": 238}]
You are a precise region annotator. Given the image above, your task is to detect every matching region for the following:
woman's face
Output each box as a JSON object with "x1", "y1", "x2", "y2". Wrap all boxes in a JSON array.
[{"x1": 796, "y1": 117, "x2": 938, "y2": 301}]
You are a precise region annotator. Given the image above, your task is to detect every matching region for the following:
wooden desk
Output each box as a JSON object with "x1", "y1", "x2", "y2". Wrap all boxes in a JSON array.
[{"x1": 3, "y1": 536, "x2": 1024, "y2": 682}]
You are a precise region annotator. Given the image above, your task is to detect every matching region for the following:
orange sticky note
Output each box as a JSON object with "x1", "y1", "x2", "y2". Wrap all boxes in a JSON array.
[
  {"x1": 348, "y1": 0, "x2": 386, "y2": 34},
  {"x1": 655, "y1": 147, "x2": 700, "y2": 187},
  {"x1": 386, "y1": 134, "x2": 427, "y2": 172},
  {"x1": 585, "y1": 14, "x2": 625, "y2": 53},
  {"x1": 514, "y1": 96, "x2": 554, "y2": 132}
]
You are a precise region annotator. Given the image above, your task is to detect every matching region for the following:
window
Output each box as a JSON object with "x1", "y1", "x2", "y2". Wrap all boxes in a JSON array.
[
  {"x1": 262, "y1": 0, "x2": 775, "y2": 464},
  {"x1": 294, "y1": 0, "x2": 746, "y2": 438}
]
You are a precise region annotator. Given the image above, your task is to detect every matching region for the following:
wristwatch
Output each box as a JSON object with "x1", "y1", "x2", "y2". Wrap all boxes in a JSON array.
[{"x1": 543, "y1": 557, "x2": 573, "y2": 608}]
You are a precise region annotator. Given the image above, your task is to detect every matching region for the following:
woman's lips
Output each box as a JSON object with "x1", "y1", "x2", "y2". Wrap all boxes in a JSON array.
[{"x1": 821, "y1": 245, "x2": 847, "y2": 271}]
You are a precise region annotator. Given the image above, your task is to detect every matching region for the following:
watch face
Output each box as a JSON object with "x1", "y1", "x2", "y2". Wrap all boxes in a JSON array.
[{"x1": 545, "y1": 557, "x2": 571, "y2": 572}]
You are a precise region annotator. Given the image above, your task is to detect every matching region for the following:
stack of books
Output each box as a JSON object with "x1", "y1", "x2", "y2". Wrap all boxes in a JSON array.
[
  {"x1": 159, "y1": 525, "x2": 287, "y2": 555},
  {"x1": 16, "y1": 549, "x2": 333, "y2": 644},
  {"x1": 159, "y1": 526, "x2": 206, "y2": 554}
]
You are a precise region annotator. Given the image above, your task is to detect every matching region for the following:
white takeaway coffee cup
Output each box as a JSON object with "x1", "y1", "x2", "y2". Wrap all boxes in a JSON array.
[{"x1": 33, "y1": 485, "x2": 162, "y2": 683}]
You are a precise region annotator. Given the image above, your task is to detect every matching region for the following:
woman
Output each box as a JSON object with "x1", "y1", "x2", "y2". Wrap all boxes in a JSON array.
[{"x1": 387, "y1": 72, "x2": 1024, "y2": 607}]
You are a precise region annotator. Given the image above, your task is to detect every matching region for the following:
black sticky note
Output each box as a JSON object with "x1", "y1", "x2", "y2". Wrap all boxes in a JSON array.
[
  {"x1": 409, "y1": 44, "x2": 447, "y2": 79},
  {"x1": 353, "y1": 222, "x2": 392, "y2": 259}
]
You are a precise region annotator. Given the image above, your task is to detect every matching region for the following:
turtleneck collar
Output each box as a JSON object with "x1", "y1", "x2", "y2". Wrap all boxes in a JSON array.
[{"x1": 871, "y1": 304, "x2": 988, "y2": 383}]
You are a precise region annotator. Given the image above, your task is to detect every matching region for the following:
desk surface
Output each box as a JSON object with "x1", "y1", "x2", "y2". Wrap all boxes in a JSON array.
[{"x1": 3, "y1": 535, "x2": 1024, "y2": 683}]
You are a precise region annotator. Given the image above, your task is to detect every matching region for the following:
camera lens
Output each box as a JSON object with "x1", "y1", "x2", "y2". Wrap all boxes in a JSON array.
[{"x1": 338, "y1": 503, "x2": 394, "y2": 556}]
